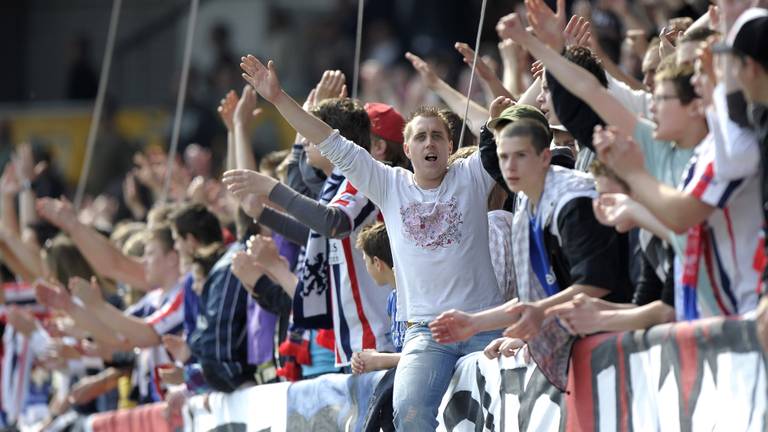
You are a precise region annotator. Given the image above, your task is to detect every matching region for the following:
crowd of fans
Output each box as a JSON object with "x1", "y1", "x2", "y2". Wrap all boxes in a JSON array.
[{"x1": 1, "y1": 0, "x2": 767, "y2": 430}]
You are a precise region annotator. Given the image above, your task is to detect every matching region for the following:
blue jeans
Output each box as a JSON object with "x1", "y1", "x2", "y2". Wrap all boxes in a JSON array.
[{"x1": 392, "y1": 325, "x2": 501, "y2": 431}]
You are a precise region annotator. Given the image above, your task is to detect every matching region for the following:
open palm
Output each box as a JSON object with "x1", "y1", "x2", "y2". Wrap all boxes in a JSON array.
[{"x1": 240, "y1": 55, "x2": 282, "y2": 104}]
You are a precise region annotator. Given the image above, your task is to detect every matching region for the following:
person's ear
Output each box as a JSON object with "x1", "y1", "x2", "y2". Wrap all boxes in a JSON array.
[
  {"x1": 448, "y1": 139, "x2": 454, "y2": 154},
  {"x1": 687, "y1": 98, "x2": 704, "y2": 118},
  {"x1": 403, "y1": 140, "x2": 412, "y2": 160},
  {"x1": 540, "y1": 147, "x2": 552, "y2": 167},
  {"x1": 373, "y1": 256, "x2": 383, "y2": 273}
]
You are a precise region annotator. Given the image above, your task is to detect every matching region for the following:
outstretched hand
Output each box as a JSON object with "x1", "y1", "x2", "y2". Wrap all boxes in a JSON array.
[
  {"x1": 314, "y1": 70, "x2": 347, "y2": 104},
  {"x1": 563, "y1": 16, "x2": 592, "y2": 48},
  {"x1": 240, "y1": 55, "x2": 283, "y2": 104},
  {"x1": 233, "y1": 85, "x2": 263, "y2": 127},
  {"x1": 405, "y1": 52, "x2": 440, "y2": 89},
  {"x1": 217, "y1": 90, "x2": 239, "y2": 131},
  {"x1": 454, "y1": 42, "x2": 498, "y2": 84},
  {"x1": 483, "y1": 337, "x2": 526, "y2": 360},
  {"x1": 593, "y1": 125, "x2": 645, "y2": 176},
  {"x1": 429, "y1": 309, "x2": 478, "y2": 344},
  {"x1": 496, "y1": 13, "x2": 532, "y2": 46},
  {"x1": 525, "y1": 0, "x2": 568, "y2": 51},
  {"x1": 489, "y1": 96, "x2": 515, "y2": 120},
  {"x1": 36, "y1": 197, "x2": 78, "y2": 232},
  {"x1": 34, "y1": 279, "x2": 74, "y2": 312},
  {"x1": 592, "y1": 193, "x2": 639, "y2": 232},
  {"x1": 69, "y1": 276, "x2": 103, "y2": 307},
  {"x1": 222, "y1": 169, "x2": 278, "y2": 199},
  {"x1": 544, "y1": 293, "x2": 605, "y2": 337},
  {"x1": 231, "y1": 250, "x2": 266, "y2": 292}
]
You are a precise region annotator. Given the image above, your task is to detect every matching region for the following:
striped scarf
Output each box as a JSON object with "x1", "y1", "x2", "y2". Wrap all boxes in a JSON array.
[{"x1": 292, "y1": 168, "x2": 346, "y2": 329}]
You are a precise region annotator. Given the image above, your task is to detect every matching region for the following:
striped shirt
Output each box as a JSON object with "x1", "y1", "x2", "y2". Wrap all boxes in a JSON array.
[
  {"x1": 187, "y1": 242, "x2": 253, "y2": 390},
  {"x1": 675, "y1": 134, "x2": 763, "y2": 319},
  {"x1": 126, "y1": 281, "x2": 185, "y2": 402},
  {"x1": 327, "y1": 179, "x2": 394, "y2": 366}
]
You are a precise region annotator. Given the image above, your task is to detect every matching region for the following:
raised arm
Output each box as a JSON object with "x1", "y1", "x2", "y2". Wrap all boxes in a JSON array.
[
  {"x1": 233, "y1": 86, "x2": 261, "y2": 171},
  {"x1": 36, "y1": 198, "x2": 150, "y2": 291},
  {"x1": 69, "y1": 277, "x2": 163, "y2": 348},
  {"x1": 405, "y1": 51, "x2": 489, "y2": 136},
  {"x1": 594, "y1": 127, "x2": 714, "y2": 233},
  {"x1": 217, "y1": 89, "x2": 238, "y2": 171},
  {"x1": 498, "y1": 13, "x2": 638, "y2": 137},
  {"x1": 454, "y1": 42, "x2": 515, "y2": 100},
  {"x1": 34, "y1": 279, "x2": 127, "y2": 350},
  {"x1": 240, "y1": 56, "x2": 333, "y2": 148}
]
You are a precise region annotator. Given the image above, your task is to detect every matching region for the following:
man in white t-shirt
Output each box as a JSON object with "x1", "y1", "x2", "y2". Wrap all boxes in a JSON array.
[{"x1": 227, "y1": 55, "x2": 504, "y2": 430}]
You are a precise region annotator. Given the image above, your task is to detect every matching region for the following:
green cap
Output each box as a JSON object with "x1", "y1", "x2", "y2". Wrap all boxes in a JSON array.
[{"x1": 487, "y1": 104, "x2": 552, "y2": 142}]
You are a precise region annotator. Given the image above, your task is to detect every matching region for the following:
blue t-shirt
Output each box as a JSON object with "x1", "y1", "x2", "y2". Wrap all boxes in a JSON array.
[{"x1": 387, "y1": 290, "x2": 406, "y2": 352}]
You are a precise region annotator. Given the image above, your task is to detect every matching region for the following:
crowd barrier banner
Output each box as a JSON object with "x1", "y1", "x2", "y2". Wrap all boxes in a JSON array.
[
  {"x1": 175, "y1": 317, "x2": 766, "y2": 431},
  {"x1": 84, "y1": 402, "x2": 174, "y2": 432}
]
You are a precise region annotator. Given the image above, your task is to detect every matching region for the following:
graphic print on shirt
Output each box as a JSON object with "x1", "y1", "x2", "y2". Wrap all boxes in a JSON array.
[
  {"x1": 299, "y1": 252, "x2": 330, "y2": 297},
  {"x1": 399, "y1": 196, "x2": 464, "y2": 250}
]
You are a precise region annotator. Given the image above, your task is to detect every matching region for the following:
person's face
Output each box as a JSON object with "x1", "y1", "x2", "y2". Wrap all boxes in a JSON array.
[
  {"x1": 650, "y1": 81, "x2": 689, "y2": 141},
  {"x1": 143, "y1": 239, "x2": 178, "y2": 287},
  {"x1": 552, "y1": 130, "x2": 577, "y2": 157},
  {"x1": 363, "y1": 253, "x2": 387, "y2": 286},
  {"x1": 403, "y1": 116, "x2": 453, "y2": 187},
  {"x1": 171, "y1": 228, "x2": 195, "y2": 264},
  {"x1": 732, "y1": 54, "x2": 761, "y2": 103},
  {"x1": 642, "y1": 50, "x2": 660, "y2": 92},
  {"x1": 536, "y1": 76, "x2": 560, "y2": 124},
  {"x1": 497, "y1": 135, "x2": 550, "y2": 195},
  {"x1": 691, "y1": 56, "x2": 714, "y2": 107}
]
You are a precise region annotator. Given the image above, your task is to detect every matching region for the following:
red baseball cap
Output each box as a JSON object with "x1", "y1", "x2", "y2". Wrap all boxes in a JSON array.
[{"x1": 364, "y1": 102, "x2": 405, "y2": 144}]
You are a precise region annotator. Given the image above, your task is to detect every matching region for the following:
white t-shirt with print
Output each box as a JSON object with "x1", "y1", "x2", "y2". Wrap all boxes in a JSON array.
[
  {"x1": 318, "y1": 130, "x2": 504, "y2": 321},
  {"x1": 327, "y1": 178, "x2": 395, "y2": 366}
]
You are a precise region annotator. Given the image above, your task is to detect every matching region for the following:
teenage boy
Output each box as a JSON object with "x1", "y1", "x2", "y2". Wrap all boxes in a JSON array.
[
  {"x1": 496, "y1": 13, "x2": 761, "y2": 320},
  {"x1": 430, "y1": 116, "x2": 632, "y2": 390},
  {"x1": 228, "y1": 55, "x2": 503, "y2": 430}
]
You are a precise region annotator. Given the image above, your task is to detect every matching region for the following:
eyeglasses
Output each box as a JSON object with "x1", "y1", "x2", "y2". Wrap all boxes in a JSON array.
[{"x1": 652, "y1": 94, "x2": 680, "y2": 103}]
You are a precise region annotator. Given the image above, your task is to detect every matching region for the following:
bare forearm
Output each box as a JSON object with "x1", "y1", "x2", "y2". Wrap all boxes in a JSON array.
[
  {"x1": 599, "y1": 52, "x2": 644, "y2": 91},
  {"x1": 18, "y1": 189, "x2": 37, "y2": 228},
  {"x1": 524, "y1": 37, "x2": 637, "y2": 135},
  {"x1": 626, "y1": 171, "x2": 713, "y2": 234},
  {"x1": 517, "y1": 78, "x2": 542, "y2": 107},
  {"x1": 534, "y1": 284, "x2": 610, "y2": 311},
  {"x1": 69, "y1": 223, "x2": 149, "y2": 290},
  {"x1": 268, "y1": 263, "x2": 297, "y2": 297},
  {"x1": 234, "y1": 123, "x2": 258, "y2": 171},
  {"x1": 0, "y1": 234, "x2": 43, "y2": 278},
  {"x1": 67, "y1": 305, "x2": 129, "y2": 349},
  {"x1": 0, "y1": 242, "x2": 35, "y2": 282},
  {"x1": 226, "y1": 131, "x2": 236, "y2": 171},
  {"x1": 480, "y1": 73, "x2": 515, "y2": 100},
  {"x1": 598, "y1": 300, "x2": 674, "y2": 332},
  {"x1": 92, "y1": 302, "x2": 159, "y2": 347},
  {"x1": 467, "y1": 299, "x2": 525, "y2": 333},
  {"x1": 432, "y1": 80, "x2": 489, "y2": 136},
  {"x1": 273, "y1": 91, "x2": 333, "y2": 146},
  {"x1": 370, "y1": 352, "x2": 400, "y2": 370},
  {"x1": 1, "y1": 194, "x2": 19, "y2": 237}
]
